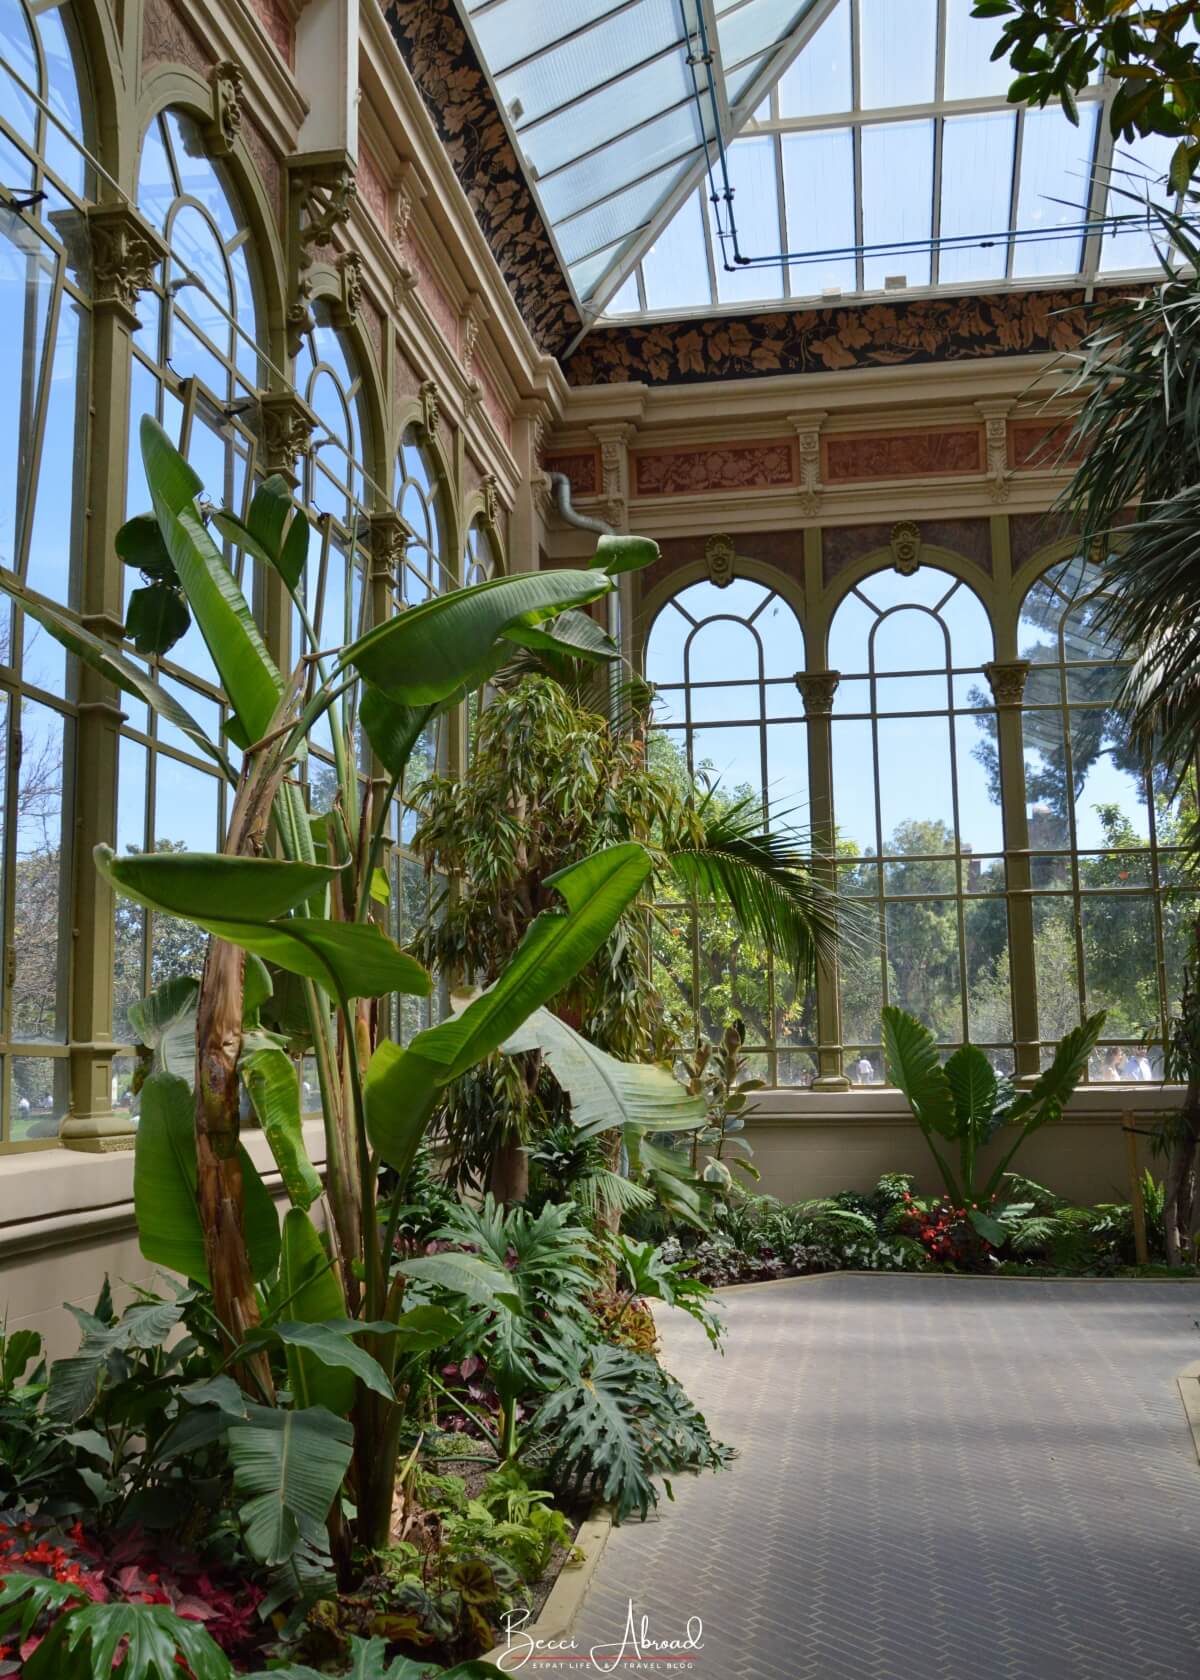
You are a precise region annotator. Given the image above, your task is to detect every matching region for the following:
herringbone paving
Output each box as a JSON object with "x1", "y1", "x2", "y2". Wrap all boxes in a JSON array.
[{"x1": 536, "y1": 1276, "x2": 1200, "y2": 1679}]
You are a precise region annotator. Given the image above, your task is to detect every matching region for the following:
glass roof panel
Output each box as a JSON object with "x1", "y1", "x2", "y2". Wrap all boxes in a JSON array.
[
  {"x1": 557, "y1": 159, "x2": 689, "y2": 264},
  {"x1": 1099, "y1": 132, "x2": 1178, "y2": 272},
  {"x1": 537, "y1": 104, "x2": 702, "y2": 222},
  {"x1": 518, "y1": 52, "x2": 695, "y2": 179},
  {"x1": 591, "y1": 0, "x2": 1162, "y2": 325}
]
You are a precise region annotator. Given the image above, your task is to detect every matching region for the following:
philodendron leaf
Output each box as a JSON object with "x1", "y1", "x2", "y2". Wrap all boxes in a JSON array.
[
  {"x1": 133, "y1": 1071, "x2": 280, "y2": 1284},
  {"x1": 24, "y1": 1600, "x2": 233, "y2": 1680},
  {"x1": 343, "y1": 568, "x2": 617, "y2": 703},
  {"x1": 96, "y1": 846, "x2": 431, "y2": 1003},
  {"x1": 226, "y1": 1404, "x2": 353, "y2": 1564},
  {"x1": 366, "y1": 843, "x2": 653, "y2": 1174}
]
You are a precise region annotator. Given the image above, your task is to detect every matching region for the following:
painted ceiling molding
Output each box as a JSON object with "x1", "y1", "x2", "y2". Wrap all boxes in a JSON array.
[
  {"x1": 562, "y1": 290, "x2": 1110, "y2": 388},
  {"x1": 381, "y1": 0, "x2": 582, "y2": 359}
]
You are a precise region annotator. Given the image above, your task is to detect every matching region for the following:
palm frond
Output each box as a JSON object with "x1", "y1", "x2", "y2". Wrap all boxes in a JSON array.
[{"x1": 665, "y1": 792, "x2": 843, "y2": 987}]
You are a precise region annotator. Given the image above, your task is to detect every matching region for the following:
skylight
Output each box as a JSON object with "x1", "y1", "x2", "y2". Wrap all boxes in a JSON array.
[
  {"x1": 456, "y1": 0, "x2": 835, "y2": 314},
  {"x1": 599, "y1": 0, "x2": 1179, "y2": 320}
]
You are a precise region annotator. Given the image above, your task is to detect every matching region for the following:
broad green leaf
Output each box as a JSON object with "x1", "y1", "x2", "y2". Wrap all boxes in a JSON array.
[
  {"x1": 395, "y1": 1250, "x2": 521, "y2": 1313},
  {"x1": 366, "y1": 843, "x2": 652, "y2": 1171},
  {"x1": 595, "y1": 532, "x2": 660, "y2": 575},
  {"x1": 210, "y1": 474, "x2": 309, "y2": 592},
  {"x1": 241, "y1": 1049, "x2": 322, "y2": 1210},
  {"x1": 227, "y1": 1404, "x2": 353, "y2": 1564},
  {"x1": 275, "y1": 1209, "x2": 350, "y2": 1415},
  {"x1": 0, "y1": 586, "x2": 231, "y2": 777},
  {"x1": 141, "y1": 414, "x2": 284, "y2": 744},
  {"x1": 343, "y1": 568, "x2": 615, "y2": 703},
  {"x1": 502, "y1": 1006, "x2": 705, "y2": 1137},
  {"x1": 115, "y1": 510, "x2": 176, "y2": 581},
  {"x1": 27, "y1": 1600, "x2": 233, "y2": 1680},
  {"x1": 359, "y1": 688, "x2": 436, "y2": 781},
  {"x1": 504, "y1": 607, "x2": 618, "y2": 663},
  {"x1": 125, "y1": 581, "x2": 190, "y2": 656},
  {"x1": 274, "y1": 1322, "x2": 394, "y2": 1401},
  {"x1": 383, "y1": 1303, "x2": 463, "y2": 1355},
  {"x1": 127, "y1": 974, "x2": 199, "y2": 1083},
  {"x1": 133, "y1": 1071, "x2": 280, "y2": 1284},
  {"x1": 881, "y1": 1007, "x2": 957, "y2": 1140},
  {"x1": 943, "y1": 1043, "x2": 999, "y2": 1135},
  {"x1": 46, "y1": 1300, "x2": 185, "y2": 1423},
  {"x1": 243, "y1": 1632, "x2": 492, "y2": 1680},
  {"x1": 96, "y1": 846, "x2": 431, "y2": 1002},
  {"x1": 1003, "y1": 1010, "x2": 1105, "y2": 1131},
  {"x1": 969, "y1": 1209, "x2": 1009, "y2": 1248},
  {"x1": 0, "y1": 1575, "x2": 85, "y2": 1645}
]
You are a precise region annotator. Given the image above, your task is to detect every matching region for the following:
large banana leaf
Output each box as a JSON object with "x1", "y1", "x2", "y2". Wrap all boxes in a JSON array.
[
  {"x1": 275, "y1": 1210, "x2": 351, "y2": 1415},
  {"x1": 241, "y1": 1049, "x2": 322, "y2": 1211},
  {"x1": 226, "y1": 1404, "x2": 353, "y2": 1563},
  {"x1": 0, "y1": 588, "x2": 233, "y2": 779},
  {"x1": 365, "y1": 843, "x2": 653, "y2": 1172},
  {"x1": 501, "y1": 1006, "x2": 705, "y2": 1137},
  {"x1": 127, "y1": 975, "x2": 200, "y2": 1083},
  {"x1": 95, "y1": 847, "x2": 431, "y2": 1003},
  {"x1": 133, "y1": 1072, "x2": 280, "y2": 1283},
  {"x1": 342, "y1": 570, "x2": 617, "y2": 703},
  {"x1": 210, "y1": 474, "x2": 309, "y2": 592},
  {"x1": 140, "y1": 416, "x2": 284, "y2": 747}
]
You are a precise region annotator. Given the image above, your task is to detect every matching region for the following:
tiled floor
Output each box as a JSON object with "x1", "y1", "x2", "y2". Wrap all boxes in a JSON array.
[{"x1": 517, "y1": 1276, "x2": 1200, "y2": 1680}]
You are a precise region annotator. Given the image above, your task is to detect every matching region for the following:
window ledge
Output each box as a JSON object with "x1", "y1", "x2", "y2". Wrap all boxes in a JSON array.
[
  {"x1": 0, "y1": 1121, "x2": 328, "y2": 1240},
  {"x1": 745, "y1": 1085, "x2": 1185, "y2": 1124}
]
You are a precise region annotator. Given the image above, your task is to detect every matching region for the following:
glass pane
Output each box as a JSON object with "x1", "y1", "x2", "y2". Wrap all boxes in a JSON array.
[
  {"x1": 1068, "y1": 712, "x2": 1150, "y2": 849},
  {"x1": 884, "y1": 856, "x2": 955, "y2": 894},
  {"x1": 1033, "y1": 896, "x2": 1081, "y2": 1041},
  {"x1": 875, "y1": 673, "x2": 949, "y2": 713},
  {"x1": 641, "y1": 191, "x2": 712, "y2": 312},
  {"x1": 766, "y1": 722, "x2": 808, "y2": 827},
  {"x1": 965, "y1": 898, "x2": 1011, "y2": 1044},
  {"x1": 778, "y1": 0, "x2": 850, "y2": 116},
  {"x1": 885, "y1": 898, "x2": 961, "y2": 1038},
  {"x1": 688, "y1": 682, "x2": 761, "y2": 725},
  {"x1": 859, "y1": 0, "x2": 937, "y2": 107},
  {"x1": 955, "y1": 716, "x2": 1004, "y2": 854},
  {"x1": 710, "y1": 136, "x2": 783, "y2": 304},
  {"x1": 689, "y1": 725, "x2": 763, "y2": 804},
  {"x1": 153, "y1": 755, "x2": 220, "y2": 853},
  {"x1": 1013, "y1": 103, "x2": 1099, "y2": 279},
  {"x1": 1080, "y1": 893, "x2": 1158, "y2": 1038},
  {"x1": 687, "y1": 616, "x2": 762, "y2": 685},
  {"x1": 1100, "y1": 130, "x2": 1178, "y2": 272},
  {"x1": 12, "y1": 699, "x2": 68, "y2": 1043},
  {"x1": 877, "y1": 715, "x2": 955, "y2": 848},
  {"x1": 752, "y1": 592, "x2": 803, "y2": 676},
  {"x1": 861, "y1": 119, "x2": 934, "y2": 289},
  {"x1": 652, "y1": 897, "x2": 697, "y2": 1044},
  {"x1": 939, "y1": 111, "x2": 1017, "y2": 285},
  {"x1": 695, "y1": 904, "x2": 771, "y2": 1047},
  {"x1": 783, "y1": 128, "x2": 856, "y2": 296},
  {"x1": 26, "y1": 292, "x2": 87, "y2": 609},
  {"x1": 10, "y1": 1055, "x2": 68, "y2": 1141},
  {"x1": 1022, "y1": 708, "x2": 1071, "y2": 849},
  {"x1": 831, "y1": 716, "x2": 877, "y2": 852},
  {"x1": 944, "y1": 0, "x2": 1012, "y2": 98},
  {"x1": 114, "y1": 737, "x2": 147, "y2": 1044}
]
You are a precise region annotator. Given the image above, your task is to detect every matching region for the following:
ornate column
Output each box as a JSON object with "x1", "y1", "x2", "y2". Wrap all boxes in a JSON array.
[
  {"x1": 984, "y1": 658, "x2": 1039, "y2": 1080},
  {"x1": 795, "y1": 669, "x2": 849, "y2": 1091},
  {"x1": 61, "y1": 204, "x2": 167, "y2": 1150}
]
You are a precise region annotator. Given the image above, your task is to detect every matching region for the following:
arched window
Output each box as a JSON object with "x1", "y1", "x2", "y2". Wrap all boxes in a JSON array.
[
  {"x1": 828, "y1": 566, "x2": 1007, "y2": 1078},
  {"x1": 0, "y1": 0, "x2": 92, "y2": 1143},
  {"x1": 464, "y1": 514, "x2": 499, "y2": 585},
  {"x1": 645, "y1": 576, "x2": 812, "y2": 1084},
  {"x1": 1019, "y1": 554, "x2": 1198, "y2": 1077},
  {"x1": 395, "y1": 425, "x2": 451, "y2": 605},
  {"x1": 115, "y1": 108, "x2": 268, "y2": 1041}
]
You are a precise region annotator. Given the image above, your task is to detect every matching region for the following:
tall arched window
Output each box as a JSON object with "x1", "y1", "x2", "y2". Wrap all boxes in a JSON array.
[
  {"x1": 0, "y1": 0, "x2": 92, "y2": 1143},
  {"x1": 1019, "y1": 554, "x2": 1198, "y2": 1077},
  {"x1": 645, "y1": 576, "x2": 812, "y2": 1084},
  {"x1": 828, "y1": 566, "x2": 1007, "y2": 1078},
  {"x1": 463, "y1": 514, "x2": 500, "y2": 760},
  {"x1": 293, "y1": 302, "x2": 371, "y2": 814},
  {"x1": 115, "y1": 108, "x2": 268, "y2": 1044},
  {"x1": 395, "y1": 425, "x2": 451, "y2": 605}
]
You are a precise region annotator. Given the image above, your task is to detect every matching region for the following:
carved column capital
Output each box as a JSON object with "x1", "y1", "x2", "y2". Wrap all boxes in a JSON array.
[
  {"x1": 259, "y1": 389, "x2": 317, "y2": 486},
  {"x1": 788, "y1": 409, "x2": 827, "y2": 516},
  {"x1": 983, "y1": 659, "x2": 1031, "y2": 708},
  {"x1": 794, "y1": 669, "x2": 841, "y2": 717},
  {"x1": 86, "y1": 202, "x2": 167, "y2": 327},
  {"x1": 368, "y1": 509, "x2": 408, "y2": 585},
  {"x1": 206, "y1": 59, "x2": 244, "y2": 158},
  {"x1": 890, "y1": 519, "x2": 922, "y2": 575}
]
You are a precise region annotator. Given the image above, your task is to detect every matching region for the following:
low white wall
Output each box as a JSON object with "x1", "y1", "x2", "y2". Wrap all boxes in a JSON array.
[
  {"x1": 0, "y1": 1122, "x2": 328, "y2": 1360},
  {"x1": 741, "y1": 1085, "x2": 1180, "y2": 1207}
]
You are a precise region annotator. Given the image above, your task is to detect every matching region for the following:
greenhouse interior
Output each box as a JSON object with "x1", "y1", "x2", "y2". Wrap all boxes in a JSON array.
[{"x1": 2, "y1": 0, "x2": 1200, "y2": 1676}]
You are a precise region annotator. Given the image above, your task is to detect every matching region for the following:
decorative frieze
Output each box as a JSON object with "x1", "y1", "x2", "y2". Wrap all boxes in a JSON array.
[
  {"x1": 824, "y1": 427, "x2": 983, "y2": 483},
  {"x1": 704, "y1": 534, "x2": 736, "y2": 589},
  {"x1": 984, "y1": 660, "x2": 1031, "y2": 708},
  {"x1": 259, "y1": 388, "x2": 317, "y2": 485},
  {"x1": 890, "y1": 521, "x2": 922, "y2": 575},
  {"x1": 86, "y1": 202, "x2": 167, "y2": 326},
  {"x1": 632, "y1": 438, "x2": 795, "y2": 498},
  {"x1": 542, "y1": 451, "x2": 600, "y2": 498},
  {"x1": 794, "y1": 670, "x2": 840, "y2": 717}
]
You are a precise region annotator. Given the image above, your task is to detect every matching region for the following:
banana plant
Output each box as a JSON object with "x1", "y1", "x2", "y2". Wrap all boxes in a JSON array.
[
  {"x1": 0, "y1": 415, "x2": 664, "y2": 1557},
  {"x1": 881, "y1": 1005, "x2": 1105, "y2": 1245}
]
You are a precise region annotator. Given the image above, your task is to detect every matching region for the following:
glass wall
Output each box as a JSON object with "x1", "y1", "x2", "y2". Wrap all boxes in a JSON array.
[
  {"x1": 643, "y1": 553, "x2": 1198, "y2": 1087},
  {"x1": 0, "y1": 0, "x2": 91, "y2": 1141}
]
